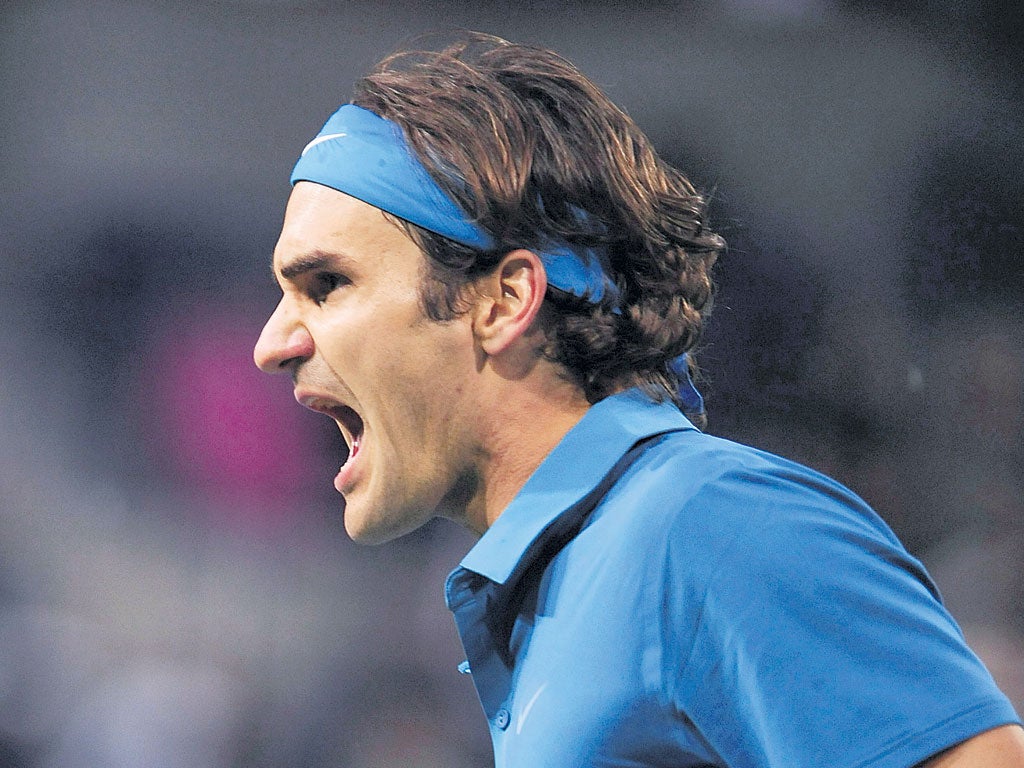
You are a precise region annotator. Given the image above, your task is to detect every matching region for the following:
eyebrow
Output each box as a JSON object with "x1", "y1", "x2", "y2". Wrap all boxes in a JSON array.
[{"x1": 275, "y1": 250, "x2": 347, "y2": 282}]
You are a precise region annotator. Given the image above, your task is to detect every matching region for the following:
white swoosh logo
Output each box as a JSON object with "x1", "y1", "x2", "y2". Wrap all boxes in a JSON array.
[
  {"x1": 515, "y1": 682, "x2": 548, "y2": 734},
  {"x1": 300, "y1": 132, "x2": 347, "y2": 157}
]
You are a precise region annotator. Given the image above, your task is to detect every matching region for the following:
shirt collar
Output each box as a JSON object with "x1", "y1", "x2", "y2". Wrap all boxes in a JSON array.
[{"x1": 457, "y1": 388, "x2": 697, "y2": 585}]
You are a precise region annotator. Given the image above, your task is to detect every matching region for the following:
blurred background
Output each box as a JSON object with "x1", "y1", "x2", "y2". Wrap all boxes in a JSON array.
[{"x1": 1, "y1": 0, "x2": 1022, "y2": 765}]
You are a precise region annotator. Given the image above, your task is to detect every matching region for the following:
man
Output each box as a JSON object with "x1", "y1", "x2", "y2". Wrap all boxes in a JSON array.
[{"x1": 254, "y1": 33, "x2": 1023, "y2": 767}]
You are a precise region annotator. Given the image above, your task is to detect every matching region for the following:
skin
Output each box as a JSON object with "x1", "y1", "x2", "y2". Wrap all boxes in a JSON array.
[
  {"x1": 918, "y1": 725, "x2": 1024, "y2": 766},
  {"x1": 255, "y1": 182, "x2": 1024, "y2": 765},
  {"x1": 254, "y1": 181, "x2": 590, "y2": 543}
]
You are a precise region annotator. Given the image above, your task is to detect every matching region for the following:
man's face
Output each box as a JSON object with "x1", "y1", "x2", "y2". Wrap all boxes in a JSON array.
[{"x1": 254, "y1": 182, "x2": 482, "y2": 543}]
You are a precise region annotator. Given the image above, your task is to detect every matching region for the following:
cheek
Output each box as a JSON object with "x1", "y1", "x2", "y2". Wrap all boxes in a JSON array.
[{"x1": 312, "y1": 312, "x2": 375, "y2": 372}]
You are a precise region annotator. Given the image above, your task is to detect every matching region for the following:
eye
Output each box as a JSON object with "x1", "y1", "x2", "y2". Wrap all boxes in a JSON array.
[{"x1": 311, "y1": 272, "x2": 351, "y2": 305}]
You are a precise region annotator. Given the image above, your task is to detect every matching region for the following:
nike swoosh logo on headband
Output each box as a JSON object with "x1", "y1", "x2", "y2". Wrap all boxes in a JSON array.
[{"x1": 300, "y1": 132, "x2": 347, "y2": 157}]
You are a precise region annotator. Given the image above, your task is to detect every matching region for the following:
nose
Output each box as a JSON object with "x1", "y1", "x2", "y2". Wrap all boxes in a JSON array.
[{"x1": 254, "y1": 300, "x2": 314, "y2": 374}]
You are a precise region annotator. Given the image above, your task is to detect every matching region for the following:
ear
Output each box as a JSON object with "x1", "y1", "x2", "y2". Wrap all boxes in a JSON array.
[{"x1": 472, "y1": 248, "x2": 548, "y2": 356}]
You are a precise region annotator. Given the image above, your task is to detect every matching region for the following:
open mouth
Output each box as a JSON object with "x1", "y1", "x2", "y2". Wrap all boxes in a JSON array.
[
  {"x1": 298, "y1": 395, "x2": 366, "y2": 474},
  {"x1": 329, "y1": 404, "x2": 364, "y2": 463}
]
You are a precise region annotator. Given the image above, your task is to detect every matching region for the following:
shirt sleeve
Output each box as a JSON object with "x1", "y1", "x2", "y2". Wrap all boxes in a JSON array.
[{"x1": 666, "y1": 459, "x2": 1021, "y2": 768}]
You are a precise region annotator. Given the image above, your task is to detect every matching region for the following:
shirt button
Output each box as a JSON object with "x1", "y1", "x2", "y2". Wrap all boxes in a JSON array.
[
  {"x1": 494, "y1": 708, "x2": 511, "y2": 730},
  {"x1": 457, "y1": 660, "x2": 471, "y2": 675}
]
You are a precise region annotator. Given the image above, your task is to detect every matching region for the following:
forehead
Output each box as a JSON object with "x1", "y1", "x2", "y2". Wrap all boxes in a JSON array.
[{"x1": 272, "y1": 182, "x2": 425, "y2": 278}]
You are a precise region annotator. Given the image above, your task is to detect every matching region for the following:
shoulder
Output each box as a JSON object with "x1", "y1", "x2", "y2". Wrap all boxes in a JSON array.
[
  {"x1": 602, "y1": 432, "x2": 1017, "y2": 767},
  {"x1": 598, "y1": 429, "x2": 909, "y2": 579}
]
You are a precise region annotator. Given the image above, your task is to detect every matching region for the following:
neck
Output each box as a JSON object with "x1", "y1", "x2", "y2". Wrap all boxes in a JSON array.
[{"x1": 456, "y1": 378, "x2": 591, "y2": 535}]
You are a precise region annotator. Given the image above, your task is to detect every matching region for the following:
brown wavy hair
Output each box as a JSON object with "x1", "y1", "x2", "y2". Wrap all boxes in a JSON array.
[{"x1": 353, "y1": 32, "x2": 724, "y2": 427}]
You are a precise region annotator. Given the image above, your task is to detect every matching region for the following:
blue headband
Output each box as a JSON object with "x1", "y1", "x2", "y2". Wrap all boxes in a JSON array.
[
  {"x1": 290, "y1": 103, "x2": 704, "y2": 421},
  {"x1": 291, "y1": 104, "x2": 619, "y2": 304}
]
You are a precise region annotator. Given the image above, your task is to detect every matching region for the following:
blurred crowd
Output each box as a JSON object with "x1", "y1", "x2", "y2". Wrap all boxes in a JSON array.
[{"x1": 1, "y1": 1, "x2": 1021, "y2": 765}]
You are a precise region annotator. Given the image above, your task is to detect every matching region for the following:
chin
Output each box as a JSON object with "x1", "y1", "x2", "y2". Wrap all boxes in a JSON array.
[
  {"x1": 344, "y1": 521, "x2": 395, "y2": 546},
  {"x1": 343, "y1": 507, "x2": 426, "y2": 546}
]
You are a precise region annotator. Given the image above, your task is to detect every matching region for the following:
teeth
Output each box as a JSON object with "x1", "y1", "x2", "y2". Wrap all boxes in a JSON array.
[{"x1": 328, "y1": 405, "x2": 363, "y2": 454}]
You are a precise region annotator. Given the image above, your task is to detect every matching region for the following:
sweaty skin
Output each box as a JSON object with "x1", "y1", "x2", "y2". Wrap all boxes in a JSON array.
[{"x1": 254, "y1": 182, "x2": 589, "y2": 543}]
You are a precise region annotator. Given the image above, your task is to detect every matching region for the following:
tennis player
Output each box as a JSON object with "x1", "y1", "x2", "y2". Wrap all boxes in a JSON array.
[{"x1": 254, "y1": 33, "x2": 1024, "y2": 767}]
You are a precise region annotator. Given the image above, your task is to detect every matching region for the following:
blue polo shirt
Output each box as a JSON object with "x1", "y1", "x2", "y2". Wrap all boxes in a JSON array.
[{"x1": 445, "y1": 389, "x2": 1020, "y2": 767}]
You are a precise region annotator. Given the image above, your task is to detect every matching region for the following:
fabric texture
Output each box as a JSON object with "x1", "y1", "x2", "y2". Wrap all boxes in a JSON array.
[{"x1": 446, "y1": 389, "x2": 1021, "y2": 767}]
